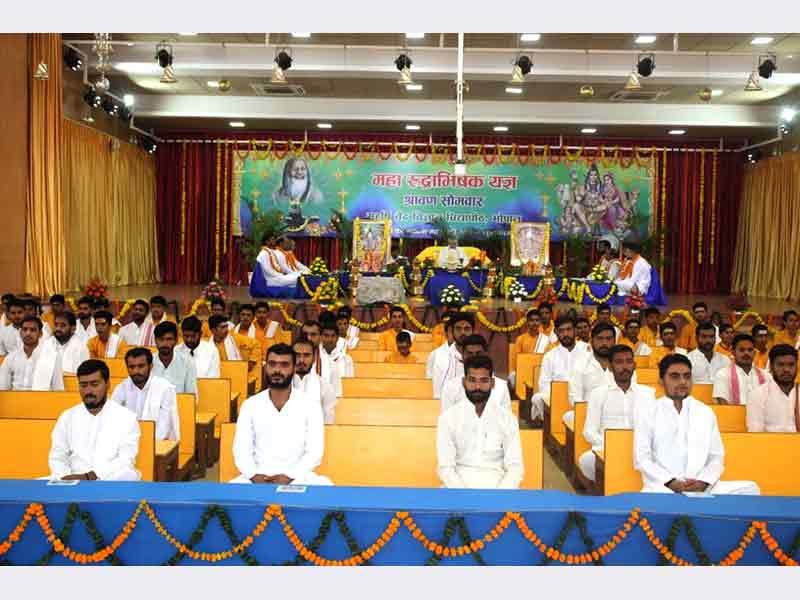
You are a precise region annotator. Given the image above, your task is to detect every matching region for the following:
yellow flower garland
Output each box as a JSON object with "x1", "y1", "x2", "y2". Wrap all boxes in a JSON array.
[
  {"x1": 117, "y1": 298, "x2": 135, "y2": 320},
  {"x1": 188, "y1": 298, "x2": 211, "y2": 317},
  {"x1": 2, "y1": 503, "x2": 792, "y2": 567},
  {"x1": 350, "y1": 314, "x2": 390, "y2": 330},
  {"x1": 461, "y1": 271, "x2": 484, "y2": 294},
  {"x1": 268, "y1": 302, "x2": 304, "y2": 327},
  {"x1": 473, "y1": 310, "x2": 527, "y2": 333},
  {"x1": 397, "y1": 303, "x2": 433, "y2": 333},
  {"x1": 569, "y1": 281, "x2": 617, "y2": 305}
]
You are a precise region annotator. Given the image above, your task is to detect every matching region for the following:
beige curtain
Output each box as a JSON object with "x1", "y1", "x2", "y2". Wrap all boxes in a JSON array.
[
  {"x1": 62, "y1": 119, "x2": 160, "y2": 289},
  {"x1": 732, "y1": 152, "x2": 800, "y2": 300},
  {"x1": 26, "y1": 33, "x2": 67, "y2": 296}
]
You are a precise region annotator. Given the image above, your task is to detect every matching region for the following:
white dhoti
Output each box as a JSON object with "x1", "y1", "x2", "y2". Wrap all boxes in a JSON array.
[
  {"x1": 229, "y1": 472, "x2": 333, "y2": 485},
  {"x1": 562, "y1": 409, "x2": 575, "y2": 429},
  {"x1": 614, "y1": 278, "x2": 638, "y2": 295},
  {"x1": 641, "y1": 479, "x2": 761, "y2": 495},
  {"x1": 267, "y1": 272, "x2": 301, "y2": 288},
  {"x1": 578, "y1": 450, "x2": 597, "y2": 481},
  {"x1": 529, "y1": 392, "x2": 545, "y2": 421}
]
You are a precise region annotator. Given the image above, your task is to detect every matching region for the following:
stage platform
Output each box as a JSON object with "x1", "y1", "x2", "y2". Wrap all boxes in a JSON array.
[{"x1": 1, "y1": 481, "x2": 798, "y2": 566}]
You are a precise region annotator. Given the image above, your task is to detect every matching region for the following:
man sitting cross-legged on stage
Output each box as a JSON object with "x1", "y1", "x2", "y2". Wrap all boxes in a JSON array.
[
  {"x1": 231, "y1": 343, "x2": 331, "y2": 485},
  {"x1": 48, "y1": 359, "x2": 141, "y2": 481},
  {"x1": 440, "y1": 334, "x2": 511, "y2": 413},
  {"x1": 634, "y1": 354, "x2": 760, "y2": 495},
  {"x1": 580, "y1": 344, "x2": 655, "y2": 483},
  {"x1": 437, "y1": 355, "x2": 523, "y2": 489}
]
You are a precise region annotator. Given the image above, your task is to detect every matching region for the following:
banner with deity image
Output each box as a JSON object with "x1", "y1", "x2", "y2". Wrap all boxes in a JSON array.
[{"x1": 234, "y1": 150, "x2": 653, "y2": 242}]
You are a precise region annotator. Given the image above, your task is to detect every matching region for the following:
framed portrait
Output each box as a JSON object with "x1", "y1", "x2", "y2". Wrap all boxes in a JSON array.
[
  {"x1": 352, "y1": 218, "x2": 393, "y2": 273},
  {"x1": 510, "y1": 222, "x2": 550, "y2": 267}
]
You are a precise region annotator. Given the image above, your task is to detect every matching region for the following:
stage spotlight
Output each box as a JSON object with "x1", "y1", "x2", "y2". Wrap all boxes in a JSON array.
[
  {"x1": 155, "y1": 42, "x2": 178, "y2": 84},
  {"x1": 141, "y1": 137, "x2": 158, "y2": 155},
  {"x1": 637, "y1": 53, "x2": 656, "y2": 77},
  {"x1": 745, "y1": 148, "x2": 762, "y2": 164},
  {"x1": 271, "y1": 50, "x2": 293, "y2": 84},
  {"x1": 758, "y1": 54, "x2": 777, "y2": 79},
  {"x1": 63, "y1": 47, "x2": 83, "y2": 72},
  {"x1": 101, "y1": 96, "x2": 119, "y2": 118},
  {"x1": 83, "y1": 86, "x2": 102, "y2": 109},
  {"x1": 118, "y1": 105, "x2": 133, "y2": 121},
  {"x1": 510, "y1": 55, "x2": 533, "y2": 83},
  {"x1": 395, "y1": 53, "x2": 413, "y2": 84}
]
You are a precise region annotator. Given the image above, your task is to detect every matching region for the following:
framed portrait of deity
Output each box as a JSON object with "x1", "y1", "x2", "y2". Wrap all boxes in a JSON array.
[
  {"x1": 352, "y1": 218, "x2": 393, "y2": 273},
  {"x1": 510, "y1": 222, "x2": 550, "y2": 267}
]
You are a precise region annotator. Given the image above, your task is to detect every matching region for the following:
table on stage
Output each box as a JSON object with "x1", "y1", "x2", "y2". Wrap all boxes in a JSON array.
[
  {"x1": 1, "y1": 480, "x2": 797, "y2": 566},
  {"x1": 424, "y1": 269, "x2": 488, "y2": 306}
]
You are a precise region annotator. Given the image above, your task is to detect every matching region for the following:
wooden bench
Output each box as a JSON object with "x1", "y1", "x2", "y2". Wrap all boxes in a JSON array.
[
  {"x1": 651, "y1": 383, "x2": 714, "y2": 404},
  {"x1": 197, "y1": 378, "x2": 236, "y2": 464},
  {"x1": 220, "y1": 360, "x2": 249, "y2": 417},
  {"x1": 543, "y1": 381, "x2": 569, "y2": 464},
  {"x1": 515, "y1": 353, "x2": 544, "y2": 400},
  {"x1": 352, "y1": 362, "x2": 428, "y2": 379},
  {"x1": 360, "y1": 332, "x2": 433, "y2": 343},
  {"x1": 0, "y1": 391, "x2": 196, "y2": 482},
  {"x1": 0, "y1": 418, "x2": 156, "y2": 481},
  {"x1": 599, "y1": 427, "x2": 799, "y2": 496},
  {"x1": 348, "y1": 350, "x2": 428, "y2": 364},
  {"x1": 218, "y1": 424, "x2": 543, "y2": 489},
  {"x1": 341, "y1": 377, "x2": 433, "y2": 399},
  {"x1": 334, "y1": 397, "x2": 519, "y2": 427},
  {"x1": 634, "y1": 356, "x2": 650, "y2": 368}
]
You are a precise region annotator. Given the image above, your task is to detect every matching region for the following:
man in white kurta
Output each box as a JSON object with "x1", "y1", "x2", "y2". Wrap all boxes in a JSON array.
[
  {"x1": 618, "y1": 319, "x2": 653, "y2": 356},
  {"x1": 579, "y1": 345, "x2": 656, "y2": 481},
  {"x1": 634, "y1": 354, "x2": 759, "y2": 495},
  {"x1": 232, "y1": 344, "x2": 331, "y2": 485},
  {"x1": 432, "y1": 314, "x2": 474, "y2": 399},
  {"x1": 257, "y1": 244, "x2": 300, "y2": 287},
  {"x1": 293, "y1": 338, "x2": 337, "y2": 424},
  {"x1": 712, "y1": 333, "x2": 770, "y2": 405},
  {"x1": 74, "y1": 297, "x2": 98, "y2": 343},
  {"x1": 301, "y1": 321, "x2": 341, "y2": 394},
  {"x1": 437, "y1": 355, "x2": 523, "y2": 488},
  {"x1": 118, "y1": 300, "x2": 155, "y2": 346},
  {"x1": 0, "y1": 317, "x2": 64, "y2": 391},
  {"x1": 437, "y1": 237, "x2": 469, "y2": 269},
  {"x1": 614, "y1": 241, "x2": 652, "y2": 297},
  {"x1": 48, "y1": 359, "x2": 141, "y2": 481},
  {"x1": 320, "y1": 323, "x2": 354, "y2": 383},
  {"x1": 275, "y1": 237, "x2": 310, "y2": 275},
  {"x1": 153, "y1": 321, "x2": 198, "y2": 395},
  {"x1": 177, "y1": 316, "x2": 221, "y2": 378},
  {"x1": 747, "y1": 344, "x2": 799, "y2": 432},
  {"x1": 440, "y1": 335, "x2": 511, "y2": 413},
  {"x1": 532, "y1": 316, "x2": 589, "y2": 422},
  {"x1": 688, "y1": 322, "x2": 731, "y2": 384},
  {"x1": 0, "y1": 298, "x2": 24, "y2": 356},
  {"x1": 565, "y1": 322, "x2": 620, "y2": 429},
  {"x1": 337, "y1": 309, "x2": 360, "y2": 350},
  {"x1": 111, "y1": 348, "x2": 180, "y2": 441},
  {"x1": 46, "y1": 312, "x2": 90, "y2": 374}
]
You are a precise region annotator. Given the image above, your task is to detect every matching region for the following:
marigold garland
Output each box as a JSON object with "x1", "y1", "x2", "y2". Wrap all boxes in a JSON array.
[
  {"x1": 473, "y1": 310, "x2": 527, "y2": 333},
  {"x1": 117, "y1": 299, "x2": 135, "y2": 320},
  {"x1": 462, "y1": 271, "x2": 484, "y2": 294},
  {"x1": 268, "y1": 302, "x2": 304, "y2": 328},
  {"x1": 569, "y1": 281, "x2": 618, "y2": 305},
  {"x1": 397, "y1": 303, "x2": 433, "y2": 333}
]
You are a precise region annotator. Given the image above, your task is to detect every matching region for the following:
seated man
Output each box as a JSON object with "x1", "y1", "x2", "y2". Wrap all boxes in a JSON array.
[
  {"x1": 301, "y1": 320, "x2": 341, "y2": 394},
  {"x1": 427, "y1": 314, "x2": 455, "y2": 379},
  {"x1": 773, "y1": 309, "x2": 800, "y2": 349},
  {"x1": 437, "y1": 355, "x2": 523, "y2": 489},
  {"x1": 209, "y1": 314, "x2": 259, "y2": 383},
  {"x1": 580, "y1": 345, "x2": 656, "y2": 482},
  {"x1": 634, "y1": 354, "x2": 759, "y2": 495},
  {"x1": 437, "y1": 235, "x2": 468, "y2": 269},
  {"x1": 152, "y1": 321, "x2": 198, "y2": 395},
  {"x1": 378, "y1": 305, "x2": 415, "y2": 352},
  {"x1": 275, "y1": 236, "x2": 310, "y2": 275},
  {"x1": 430, "y1": 311, "x2": 453, "y2": 349},
  {"x1": 92, "y1": 297, "x2": 122, "y2": 332},
  {"x1": 74, "y1": 296, "x2": 98, "y2": 342},
  {"x1": 0, "y1": 316, "x2": 64, "y2": 391},
  {"x1": 292, "y1": 337, "x2": 337, "y2": 424},
  {"x1": 319, "y1": 319, "x2": 353, "y2": 385},
  {"x1": 537, "y1": 303, "x2": 558, "y2": 341},
  {"x1": 176, "y1": 316, "x2": 220, "y2": 378},
  {"x1": 48, "y1": 359, "x2": 140, "y2": 481},
  {"x1": 46, "y1": 311, "x2": 90, "y2": 374},
  {"x1": 508, "y1": 308, "x2": 553, "y2": 390},
  {"x1": 594, "y1": 304, "x2": 621, "y2": 340},
  {"x1": 118, "y1": 299, "x2": 153, "y2": 346},
  {"x1": 613, "y1": 240, "x2": 651, "y2": 297},
  {"x1": 336, "y1": 306, "x2": 359, "y2": 350},
  {"x1": 388, "y1": 331, "x2": 416, "y2": 364},
  {"x1": 714, "y1": 323, "x2": 735, "y2": 360},
  {"x1": 752, "y1": 324, "x2": 771, "y2": 370},
  {"x1": 21, "y1": 297, "x2": 52, "y2": 339},
  {"x1": 618, "y1": 318, "x2": 652, "y2": 356},
  {"x1": 231, "y1": 343, "x2": 331, "y2": 485},
  {"x1": 593, "y1": 237, "x2": 621, "y2": 280},
  {"x1": 648, "y1": 322, "x2": 687, "y2": 368},
  {"x1": 111, "y1": 347, "x2": 180, "y2": 441},
  {"x1": 747, "y1": 344, "x2": 799, "y2": 432},
  {"x1": 639, "y1": 307, "x2": 661, "y2": 348},
  {"x1": 87, "y1": 310, "x2": 129, "y2": 359},
  {"x1": 145, "y1": 295, "x2": 174, "y2": 333},
  {"x1": 0, "y1": 297, "x2": 24, "y2": 356},
  {"x1": 432, "y1": 312, "x2": 474, "y2": 399},
  {"x1": 575, "y1": 316, "x2": 591, "y2": 345},
  {"x1": 41, "y1": 293, "x2": 67, "y2": 335},
  {"x1": 252, "y1": 302, "x2": 282, "y2": 362},
  {"x1": 440, "y1": 334, "x2": 511, "y2": 413},
  {"x1": 256, "y1": 234, "x2": 301, "y2": 287},
  {"x1": 712, "y1": 334, "x2": 769, "y2": 405},
  {"x1": 565, "y1": 322, "x2": 618, "y2": 428},
  {"x1": 687, "y1": 322, "x2": 730, "y2": 384}
]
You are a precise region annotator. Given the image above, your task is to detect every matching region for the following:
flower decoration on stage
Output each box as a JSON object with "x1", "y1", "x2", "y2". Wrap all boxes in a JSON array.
[
  {"x1": 624, "y1": 286, "x2": 645, "y2": 311},
  {"x1": 309, "y1": 257, "x2": 330, "y2": 275},
  {"x1": 587, "y1": 264, "x2": 610, "y2": 283},
  {"x1": 313, "y1": 277, "x2": 339, "y2": 305},
  {"x1": 439, "y1": 284, "x2": 466, "y2": 308},
  {"x1": 201, "y1": 280, "x2": 227, "y2": 301},
  {"x1": 507, "y1": 279, "x2": 528, "y2": 302},
  {"x1": 83, "y1": 277, "x2": 108, "y2": 300}
]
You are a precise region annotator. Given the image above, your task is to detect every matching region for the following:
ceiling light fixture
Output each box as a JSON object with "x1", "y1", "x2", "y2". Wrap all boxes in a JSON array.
[
  {"x1": 520, "y1": 33, "x2": 541, "y2": 42},
  {"x1": 317, "y1": 122, "x2": 332, "y2": 129},
  {"x1": 63, "y1": 47, "x2": 83, "y2": 72},
  {"x1": 637, "y1": 53, "x2": 656, "y2": 77},
  {"x1": 698, "y1": 87, "x2": 713, "y2": 102},
  {"x1": 405, "y1": 124, "x2": 420, "y2": 131},
  {"x1": 123, "y1": 94, "x2": 134, "y2": 107},
  {"x1": 712, "y1": 89, "x2": 723, "y2": 97},
  {"x1": 510, "y1": 55, "x2": 533, "y2": 83},
  {"x1": 635, "y1": 35, "x2": 657, "y2": 44},
  {"x1": 624, "y1": 71, "x2": 642, "y2": 91},
  {"x1": 758, "y1": 53, "x2": 777, "y2": 79},
  {"x1": 668, "y1": 129, "x2": 686, "y2": 135},
  {"x1": 206, "y1": 80, "x2": 220, "y2": 88},
  {"x1": 405, "y1": 83, "x2": 423, "y2": 91},
  {"x1": 155, "y1": 42, "x2": 177, "y2": 84},
  {"x1": 581, "y1": 127, "x2": 597, "y2": 134},
  {"x1": 178, "y1": 33, "x2": 198, "y2": 36},
  {"x1": 229, "y1": 121, "x2": 245, "y2": 128},
  {"x1": 141, "y1": 137, "x2": 157, "y2": 155},
  {"x1": 579, "y1": 85, "x2": 595, "y2": 98},
  {"x1": 744, "y1": 71, "x2": 762, "y2": 91},
  {"x1": 745, "y1": 148, "x2": 762, "y2": 163},
  {"x1": 83, "y1": 86, "x2": 102, "y2": 109},
  {"x1": 505, "y1": 86, "x2": 523, "y2": 94},
  {"x1": 101, "y1": 96, "x2": 119, "y2": 118},
  {"x1": 271, "y1": 50, "x2": 292, "y2": 84},
  {"x1": 291, "y1": 33, "x2": 311, "y2": 38},
  {"x1": 751, "y1": 37, "x2": 774, "y2": 46},
  {"x1": 405, "y1": 33, "x2": 425, "y2": 39},
  {"x1": 781, "y1": 107, "x2": 797, "y2": 122},
  {"x1": 493, "y1": 126, "x2": 509, "y2": 132},
  {"x1": 395, "y1": 53, "x2": 414, "y2": 84},
  {"x1": 217, "y1": 79, "x2": 231, "y2": 92}
]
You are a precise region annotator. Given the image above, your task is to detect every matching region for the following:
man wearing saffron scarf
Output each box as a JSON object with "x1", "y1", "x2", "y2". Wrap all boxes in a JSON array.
[
  {"x1": 275, "y1": 236, "x2": 310, "y2": 275},
  {"x1": 613, "y1": 240, "x2": 651, "y2": 297},
  {"x1": 713, "y1": 334, "x2": 770, "y2": 405},
  {"x1": 256, "y1": 234, "x2": 300, "y2": 287}
]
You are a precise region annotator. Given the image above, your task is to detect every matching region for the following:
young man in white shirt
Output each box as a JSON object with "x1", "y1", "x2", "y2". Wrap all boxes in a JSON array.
[
  {"x1": 111, "y1": 347, "x2": 180, "y2": 441},
  {"x1": 0, "y1": 297, "x2": 25, "y2": 356},
  {"x1": 177, "y1": 316, "x2": 221, "y2": 378},
  {"x1": 579, "y1": 344, "x2": 656, "y2": 482},
  {"x1": 634, "y1": 354, "x2": 759, "y2": 495},
  {"x1": 232, "y1": 343, "x2": 331, "y2": 485},
  {"x1": 688, "y1": 322, "x2": 731, "y2": 384},
  {"x1": 0, "y1": 316, "x2": 64, "y2": 391},
  {"x1": 48, "y1": 359, "x2": 141, "y2": 481},
  {"x1": 21, "y1": 297, "x2": 52, "y2": 339},
  {"x1": 336, "y1": 306, "x2": 359, "y2": 350},
  {"x1": 427, "y1": 313, "x2": 456, "y2": 380},
  {"x1": 747, "y1": 344, "x2": 800, "y2": 432},
  {"x1": 292, "y1": 337, "x2": 337, "y2": 424},
  {"x1": 565, "y1": 322, "x2": 618, "y2": 428},
  {"x1": 712, "y1": 333, "x2": 769, "y2": 405},
  {"x1": 152, "y1": 321, "x2": 198, "y2": 395},
  {"x1": 319, "y1": 319, "x2": 353, "y2": 383},
  {"x1": 437, "y1": 355, "x2": 524, "y2": 489},
  {"x1": 118, "y1": 299, "x2": 152, "y2": 346},
  {"x1": 432, "y1": 312, "x2": 475, "y2": 399},
  {"x1": 46, "y1": 311, "x2": 90, "y2": 374},
  {"x1": 439, "y1": 334, "x2": 511, "y2": 413},
  {"x1": 74, "y1": 296, "x2": 98, "y2": 342},
  {"x1": 301, "y1": 320, "x2": 341, "y2": 394}
]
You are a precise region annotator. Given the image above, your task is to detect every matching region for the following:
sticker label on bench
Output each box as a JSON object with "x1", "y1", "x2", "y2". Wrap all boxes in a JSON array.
[{"x1": 276, "y1": 485, "x2": 307, "y2": 493}]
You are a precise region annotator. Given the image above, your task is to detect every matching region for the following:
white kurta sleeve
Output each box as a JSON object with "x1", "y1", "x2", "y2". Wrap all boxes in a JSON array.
[
  {"x1": 48, "y1": 412, "x2": 73, "y2": 480},
  {"x1": 184, "y1": 359, "x2": 198, "y2": 395},
  {"x1": 697, "y1": 414, "x2": 725, "y2": 485},
  {"x1": 496, "y1": 382, "x2": 512, "y2": 411},
  {"x1": 232, "y1": 403, "x2": 259, "y2": 481},
  {"x1": 537, "y1": 352, "x2": 555, "y2": 397},
  {"x1": 257, "y1": 250, "x2": 277, "y2": 279},
  {"x1": 712, "y1": 370, "x2": 731, "y2": 402},
  {"x1": 0, "y1": 358, "x2": 11, "y2": 390},
  {"x1": 497, "y1": 414, "x2": 524, "y2": 489},
  {"x1": 583, "y1": 388, "x2": 605, "y2": 450},
  {"x1": 633, "y1": 404, "x2": 676, "y2": 490},
  {"x1": 94, "y1": 415, "x2": 141, "y2": 481},
  {"x1": 157, "y1": 386, "x2": 180, "y2": 442},
  {"x1": 567, "y1": 361, "x2": 585, "y2": 408},
  {"x1": 745, "y1": 387, "x2": 767, "y2": 432},
  {"x1": 425, "y1": 347, "x2": 438, "y2": 379},
  {"x1": 285, "y1": 405, "x2": 325, "y2": 482},
  {"x1": 321, "y1": 382, "x2": 338, "y2": 425},
  {"x1": 436, "y1": 413, "x2": 467, "y2": 488},
  {"x1": 207, "y1": 345, "x2": 221, "y2": 378},
  {"x1": 50, "y1": 354, "x2": 65, "y2": 391},
  {"x1": 633, "y1": 260, "x2": 651, "y2": 295}
]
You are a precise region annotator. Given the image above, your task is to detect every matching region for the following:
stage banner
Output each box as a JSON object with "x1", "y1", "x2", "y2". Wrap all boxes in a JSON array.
[{"x1": 234, "y1": 152, "x2": 653, "y2": 242}]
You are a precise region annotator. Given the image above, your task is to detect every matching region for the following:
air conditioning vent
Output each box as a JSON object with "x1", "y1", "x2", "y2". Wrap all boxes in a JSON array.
[
  {"x1": 609, "y1": 90, "x2": 670, "y2": 102},
  {"x1": 250, "y1": 83, "x2": 306, "y2": 97}
]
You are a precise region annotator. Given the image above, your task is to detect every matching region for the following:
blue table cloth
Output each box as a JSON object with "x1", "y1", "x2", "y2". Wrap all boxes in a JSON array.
[
  {"x1": 424, "y1": 270, "x2": 487, "y2": 306},
  {"x1": 567, "y1": 268, "x2": 668, "y2": 307}
]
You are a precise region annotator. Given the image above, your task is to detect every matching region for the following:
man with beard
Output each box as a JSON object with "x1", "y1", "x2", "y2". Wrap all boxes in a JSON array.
[
  {"x1": 231, "y1": 343, "x2": 331, "y2": 485},
  {"x1": 118, "y1": 300, "x2": 154, "y2": 346},
  {"x1": 21, "y1": 297, "x2": 52, "y2": 339},
  {"x1": 613, "y1": 240, "x2": 652, "y2": 297},
  {"x1": 575, "y1": 316, "x2": 592, "y2": 345},
  {"x1": 594, "y1": 304, "x2": 621, "y2": 340},
  {"x1": 688, "y1": 322, "x2": 731, "y2": 384},
  {"x1": 0, "y1": 297, "x2": 24, "y2": 356},
  {"x1": 439, "y1": 335, "x2": 511, "y2": 413},
  {"x1": 634, "y1": 354, "x2": 759, "y2": 495},
  {"x1": 774, "y1": 310, "x2": 800, "y2": 349},
  {"x1": 532, "y1": 316, "x2": 589, "y2": 425},
  {"x1": 437, "y1": 355, "x2": 523, "y2": 489},
  {"x1": 618, "y1": 318, "x2": 653, "y2": 356},
  {"x1": 648, "y1": 322, "x2": 687, "y2": 368},
  {"x1": 292, "y1": 337, "x2": 336, "y2": 424},
  {"x1": 378, "y1": 305, "x2": 415, "y2": 352},
  {"x1": 275, "y1": 236, "x2": 310, "y2": 275},
  {"x1": 508, "y1": 308, "x2": 553, "y2": 392},
  {"x1": 210, "y1": 314, "x2": 260, "y2": 385},
  {"x1": 141, "y1": 296, "x2": 175, "y2": 346},
  {"x1": 45, "y1": 312, "x2": 89, "y2": 373},
  {"x1": 152, "y1": 321, "x2": 198, "y2": 394},
  {"x1": 75, "y1": 296, "x2": 98, "y2": 342},
  {"x1": 271, "y1": 157, "x2": 324, "y2": 207},
  {"x1": 0, "y1": 316, "x2": 64, "y2": 390},
  {"x1": 256, "y1": 234, "x2": 301, "y2": 288},
  {"x1": 301, "y1": 320, "x2": 340, "y2": 394},
  {"x1": 42, "y1": 294, "x2": 67, "y2": 335},
  {"x1": 112, "y1": 347, "x2": 180, "y2": 441},
  {"x1": 580, "y1": 345, "x2": 655, "y2": 482},
  {"x1": 87, "y1": 311, "x2": 129, "y2": 359},
  {"x1": 176, "y1": 316, "x2": 220, "y2": 378},
  {"x1": 47, "y1": 359, "x2": 141, "y2": 481},
  {"x1": 432, "y1": 312, "x2": 474, "y2": 399},
  {"x1": 713, "y1": 334, "x2": 769, "y2": 405},
  {"x1": 747, "y1": 344, "x2": 800, "y2": 432}
]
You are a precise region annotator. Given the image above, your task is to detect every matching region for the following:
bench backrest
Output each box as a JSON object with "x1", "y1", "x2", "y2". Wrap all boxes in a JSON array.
[
  {"x1": 360, "y1": 332, "x2": 433, "y2": 343},
  {"x1": 341, "y1": 377, "x2": 433, "y2": 399},
  {"x1": 220, "y1": 360, "x2": 249, "y2": 406},
  {"x1": 348, "y1": 350, "x2": 428, "y2": 364},
  {"x1": 352, "y1": 362, "x2": 428, "y2": 379},
  {"x1": 334, "y1": 397, "x2": 519, "y2": 427},
  {"x1": 197, "y1": 378, "x2": 233, "y2": 435},
  {"x1": 515, "y1": 353, "x2": 545, "y2": 400},
  {"x1": 548, "y1": 381, "x2": 570, "y2": 437}
]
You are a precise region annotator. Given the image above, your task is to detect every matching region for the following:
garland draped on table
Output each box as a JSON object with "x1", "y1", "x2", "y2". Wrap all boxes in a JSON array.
[
  {"x1": 503, "y1": 277, "x2": 569, "y2": 301},
  {"x1": 567, "y1": 281, "x2": 618, "y2": 305},
  {"x1": 2, "y1": 503, "x2": 799, "y2": 566}
]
